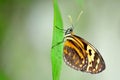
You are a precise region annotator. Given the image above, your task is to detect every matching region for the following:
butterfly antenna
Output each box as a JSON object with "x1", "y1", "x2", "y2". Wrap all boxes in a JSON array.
[
  {"x1": 74, "y1": 10, "x2": 83, "y2": 27},
  {"x1": 76, "y1": 10, "x2": 83, "y2": 22},
  {"x1": 68, "y1": 15, "x2": 74, "y2": 29}
]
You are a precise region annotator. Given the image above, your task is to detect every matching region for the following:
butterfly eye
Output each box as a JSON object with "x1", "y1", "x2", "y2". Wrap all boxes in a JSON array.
[
  {"x1": 65, "y1": 28, "x2": 73, "y2": 35},
  {"x1": 70, "y1": 29, "x2": 72, "y2": 32},
  {"x1": 68, "y1": 28, "x2": 73, "y2": 33}
]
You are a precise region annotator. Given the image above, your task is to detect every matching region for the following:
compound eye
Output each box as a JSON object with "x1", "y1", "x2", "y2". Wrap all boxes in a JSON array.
[{"x1": 69, "y1": 29, "x2": 72, "y2": 31}]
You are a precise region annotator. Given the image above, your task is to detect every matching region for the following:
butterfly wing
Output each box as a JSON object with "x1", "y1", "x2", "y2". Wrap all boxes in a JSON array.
[{"x1": 63, "y1": 35, "x2": 105, "y2": 74}]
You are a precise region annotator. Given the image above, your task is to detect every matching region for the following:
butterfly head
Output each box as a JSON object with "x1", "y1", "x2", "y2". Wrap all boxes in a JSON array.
[{"x1": 65, "y1": 27, "x2": 74, "y2": 35}]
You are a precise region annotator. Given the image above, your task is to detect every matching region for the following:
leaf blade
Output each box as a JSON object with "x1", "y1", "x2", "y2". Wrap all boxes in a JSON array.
[{"x1": 51, "y1": 0, "x2": 63, "y2": 80}]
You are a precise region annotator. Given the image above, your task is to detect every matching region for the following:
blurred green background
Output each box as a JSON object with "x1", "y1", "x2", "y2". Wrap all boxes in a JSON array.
[{"x1": 0, "y1": 0, "x2": 120, "y2": 80}]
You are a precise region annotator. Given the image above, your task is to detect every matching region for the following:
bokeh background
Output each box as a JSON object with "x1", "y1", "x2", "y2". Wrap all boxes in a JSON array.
[{"x1": 0, "y1": 0, "x2": 120, "y2": 80}]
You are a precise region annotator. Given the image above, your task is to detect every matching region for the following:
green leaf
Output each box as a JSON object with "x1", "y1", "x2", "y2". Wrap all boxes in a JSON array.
[{"x1": 51, "y1": 0, "x2": 63, "y2": 80}]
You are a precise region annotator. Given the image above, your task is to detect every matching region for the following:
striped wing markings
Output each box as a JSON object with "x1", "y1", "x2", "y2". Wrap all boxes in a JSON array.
[
  {"x1": 63, "y1": 34, "x2": 88, "y2": 70},
  {"x1": 73, "y1": 35, "x2": 105, "y2": 73}
]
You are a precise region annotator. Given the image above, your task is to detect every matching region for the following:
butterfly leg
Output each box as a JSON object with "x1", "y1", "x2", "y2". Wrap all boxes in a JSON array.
[
  {"x1": 51, "y1": 37, "x2": 65, "y2": 49},
  {"x1": 54, "y1": 25, "x2": 65, "y2": 31}
]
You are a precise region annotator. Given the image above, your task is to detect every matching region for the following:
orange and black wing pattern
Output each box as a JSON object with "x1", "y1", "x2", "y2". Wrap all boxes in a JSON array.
[{"x1": 63, "y1": 34, "x2": 105, "y2": 74}]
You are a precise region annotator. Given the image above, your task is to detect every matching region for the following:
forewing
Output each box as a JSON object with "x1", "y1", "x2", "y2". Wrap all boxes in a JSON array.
[
  {"x1": 63, "y1": 35, "x2": 105, "y2": 74},
  {"x1": 63, "y1": 35, "x2": 88, "y2": 71}
]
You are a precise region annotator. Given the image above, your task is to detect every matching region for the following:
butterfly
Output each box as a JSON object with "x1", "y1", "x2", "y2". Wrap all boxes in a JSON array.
[{"x1": 63, "y1": 27, "x2": 106, "y2": 74}]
